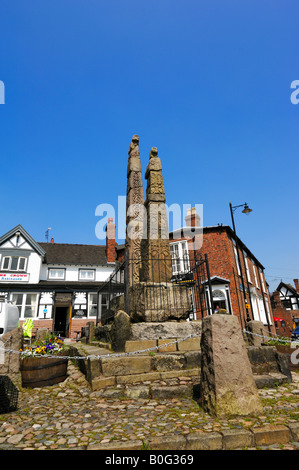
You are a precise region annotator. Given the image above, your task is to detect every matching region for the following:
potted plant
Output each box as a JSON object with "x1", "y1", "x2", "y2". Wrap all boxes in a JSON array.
[{"x1": 20, "y1": 334, "x2": 69, "y2": 388}]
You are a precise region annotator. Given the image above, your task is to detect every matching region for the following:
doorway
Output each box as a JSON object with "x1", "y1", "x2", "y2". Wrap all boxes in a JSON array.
[{"x1": 53, "y1": 306, "x2": 70, "y2": 337}]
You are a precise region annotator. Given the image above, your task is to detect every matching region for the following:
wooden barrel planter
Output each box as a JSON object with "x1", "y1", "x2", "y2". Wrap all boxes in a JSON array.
[{"x1": 21, "y1": 353, "x2": 68, "y2": 388}]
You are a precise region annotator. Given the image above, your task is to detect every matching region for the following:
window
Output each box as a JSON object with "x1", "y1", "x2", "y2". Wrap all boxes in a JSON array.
[
  {"x1": 260, "y1": 270, "x2": 267, "y2": 293},
  {"x1": 210, "y1": 286, "x2": 232, "y2": 314},
  {"x1": 265, "y1": 298, "x2": 272, "y2": 325},
  {"x1": 2, "y1": 257, "x2": 10, "y2": 270},
  {"x1": 257, "y1": 295, "x2": 268, "y2": 324},
  {"x1": 1, "y1": 256, "x2": 27, "y2": 272},
  {"x1": 212, "y1": 289, "x2": 227, "y2": 311},
  {"x1": 79, "y1": 269, "x2": 95, "y2": 281},
  {"x1": 170, "y1": 241, "x2": 190, "y2": 275},
  {"x1": 253, "y1": 264, "x2": 259, "y2": 287},
  {"x1": 24, "y1": 294, "x2": 37, "y2": 318},
  {"x1": 48, "y1": 268, "x2": 65, "y2": 280},
  {"x1": 10, "y1": 293, "x2": 37, "y2": 318},
  {"x1": 281, "y1": 299, "x2": 292, "y2": 309},
  {"x1": 88, "y1": 293, "x2": 98, "y2": 317},
  {"x1": 100, "y1": 294, "x2": 109, "y2": 319},
  {"x1": 243, "y1": 253, "x2": 251, "y2": 283},
  {"x1": 233, "y1": 245, "x2": 241, "y2": 276},
  {"x1": 11, "y1": 293, "x2": 23, "y2": 317},
  {"x1": 251, "y1": 293, "x2": 260, "y2": 321}
]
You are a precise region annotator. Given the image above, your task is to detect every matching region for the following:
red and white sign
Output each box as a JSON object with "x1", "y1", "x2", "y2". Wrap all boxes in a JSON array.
[{"x1": 0, "y1": 273, "x2": 29, "y2": 282}]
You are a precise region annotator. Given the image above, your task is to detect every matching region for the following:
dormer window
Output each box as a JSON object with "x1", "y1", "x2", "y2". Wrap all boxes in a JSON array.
[
  {"x1": 48, "y1": 268, "x2": 65, "y2": 280},
  {"x1": 79, "y1": 269, "x2": 95, "y2": 281},
  {"x1": 1, "y1": 256, "x2": 27, "y2": 272}
]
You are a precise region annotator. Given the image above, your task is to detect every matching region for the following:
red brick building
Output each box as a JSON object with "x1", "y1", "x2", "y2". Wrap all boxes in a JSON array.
[{"x1": 169, "y1": 208, "x2": 275, "y2": 333}]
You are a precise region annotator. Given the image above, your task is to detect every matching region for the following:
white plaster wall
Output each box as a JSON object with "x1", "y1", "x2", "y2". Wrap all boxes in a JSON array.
[
  {"x1": 26, "y1": 252, "x2": 42, "y2": 284},
  {"x1": 40, "y1": 264, "x2": 114, "y2": 282}
]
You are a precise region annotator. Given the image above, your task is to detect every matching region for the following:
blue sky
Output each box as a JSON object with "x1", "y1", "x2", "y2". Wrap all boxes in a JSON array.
[{"x1": 0, "y1": 0, "x2": 298, "y2": 292}]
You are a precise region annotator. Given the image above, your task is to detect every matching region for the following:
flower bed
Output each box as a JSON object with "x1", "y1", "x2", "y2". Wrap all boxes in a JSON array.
[{"x1": 20, "y1": 335, "x2": 65, "y2": 357}]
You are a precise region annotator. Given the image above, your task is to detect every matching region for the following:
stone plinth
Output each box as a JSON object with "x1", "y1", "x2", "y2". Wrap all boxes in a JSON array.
[
  {"x1": 199, "y1": 314, "x2": 262, "y2": 417},
  {"x1": 129, "y1": 282, "x2": 192, "y2": 323},
  {"x1": 130, "y1": 320, "x2": 202, "y2": 341}
]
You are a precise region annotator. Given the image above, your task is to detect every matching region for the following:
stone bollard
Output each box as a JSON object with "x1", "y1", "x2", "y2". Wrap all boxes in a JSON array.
[
  {"x1": 87, "y1": 321, "x2": 95, "y2": 343},
  {"x1": 0, "y1": 328, "x2": 23, "y2": 374},
  {"x1": 110, "y1": 311, "x2": 131, "y2": 352},
  {"x1": 199, "y1": 314, "x2": 262, "y2": 418},
  {"x1": 245, "y1": 320, "x2": 266, "y2": 346}
]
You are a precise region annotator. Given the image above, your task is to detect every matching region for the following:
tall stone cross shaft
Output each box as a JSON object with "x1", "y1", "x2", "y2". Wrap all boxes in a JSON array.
[
  {"x1": 142, "y1": 147, "x2": 172, "y2": 283},
  {"x1": 125, "y1": 135, "x2": 145, "y2": 285}
]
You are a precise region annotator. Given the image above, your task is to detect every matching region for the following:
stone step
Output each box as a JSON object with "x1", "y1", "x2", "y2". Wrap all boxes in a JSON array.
[
  {"x1": 70, "y1": 343, "x2": 291, "y2": 400},
  {"x1": 254, "y1": 373, "x2": 290, "y2": 389},
  {"x1": 90, "y1": 370, "x2": 291, "y2": 400},
  {"x1": 92, "y1": 367, "x2": 201, "y2": 391}
]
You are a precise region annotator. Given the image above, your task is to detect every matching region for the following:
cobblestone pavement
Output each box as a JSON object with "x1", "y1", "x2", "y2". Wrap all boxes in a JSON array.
[{"x1": 0, "y1": 362, "x2": 299, "y2": 451}]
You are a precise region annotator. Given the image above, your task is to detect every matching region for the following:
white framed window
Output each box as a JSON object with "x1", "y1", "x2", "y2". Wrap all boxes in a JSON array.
[
  {"x1": 1, "y1": 256, "x2": 27, "y2": 272},
  {"x1": 24, "y1": 294, "x2": 37, "y2": 318},
  {"x1": 88, "y1": 293, "x2": 98, "y2": 317},
  {"x1": 257, "y1": 295, "x2": 268, "y2": 324},
  {"x1": 10, "y1": 293, "x2": 38, "y2": 318},
  {"x1": 243, "y1": 252, "x2": 251, "y2": 283},
  {"x1": 10, "y1": 293, "x2": 23, "y2": 317},
  {"x1": 170, "y1": 241, "x2": 190, "y2": 275},
  {"x1": 79, "y1": 269, "x2": 95, "y2": 281},
  {"x1": 253, "y1": 263, "x2": 259, "y2": 287},
  {"x1": 233, "y1": 242, "x2": 241, "y2": 276},
  {"x1": 260, "y1": 269, "x2": 267, "y2": 293},
  {"x1": 48, "y1": 268, "x2": 65, "y2": 280},
  {"x1": 265, "y1": 298, "x2": 272, "y2": 325},
  {"x1": 251, "y1": 292, "x2": 260, "y2": 321}
]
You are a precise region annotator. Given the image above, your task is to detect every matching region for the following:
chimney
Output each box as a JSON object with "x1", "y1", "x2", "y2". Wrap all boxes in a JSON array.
[
  {"x1": 272, "y1": 290, "x2": 282, "y2": 308},
  {"x1": 294, "y1": 279, "x2": 299, "y2": 293},
  {"x1": 50, "y1": 237, "x2": 54, "y2": 243},
  {"x1": 106, "y1": 217, "x2": 116, "y2": 262},
  {"x1": 185, "y1": 207, "x2": 200, "y2": 228}
]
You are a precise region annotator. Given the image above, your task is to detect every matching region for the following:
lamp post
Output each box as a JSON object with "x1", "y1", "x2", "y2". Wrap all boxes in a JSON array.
[{"x1": 229, "y1": 202, "x2": 253, "y2": 323}]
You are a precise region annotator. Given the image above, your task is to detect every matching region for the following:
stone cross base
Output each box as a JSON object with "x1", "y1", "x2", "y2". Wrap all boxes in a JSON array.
[{"x1": 129, "y1": 282, "x2": 192, "y2": 323}]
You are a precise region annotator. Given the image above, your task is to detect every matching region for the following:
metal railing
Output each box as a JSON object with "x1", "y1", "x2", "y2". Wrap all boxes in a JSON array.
[{"x1": 99, "y1": 252, "x2": 213, "y2": 324}]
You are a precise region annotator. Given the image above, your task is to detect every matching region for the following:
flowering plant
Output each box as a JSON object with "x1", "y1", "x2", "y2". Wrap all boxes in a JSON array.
[{"x1": 20, "y1": 335, "x2": 65, "y2": 357}]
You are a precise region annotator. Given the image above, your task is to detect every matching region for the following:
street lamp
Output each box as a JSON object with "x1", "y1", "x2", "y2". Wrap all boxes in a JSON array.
[{"x1": 229, "y1": 202, "x2": 253, "y2": 323}]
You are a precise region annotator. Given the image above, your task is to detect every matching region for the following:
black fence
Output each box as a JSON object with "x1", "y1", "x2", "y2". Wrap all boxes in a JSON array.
[{"x1": 98, "y1": 252, "x2": 213, "y2": 325}]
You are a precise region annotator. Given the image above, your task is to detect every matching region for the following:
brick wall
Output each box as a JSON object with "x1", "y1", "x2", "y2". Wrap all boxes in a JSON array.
[
  {"x1": 201, "y1": 228, "x2": 243, "y2": 322},
  {"x1": 171, "y1": 225, "x2": 275, "y2": 332},
  {"x1": 19, "y1": 318, "x2": 96, "y2": 341}
]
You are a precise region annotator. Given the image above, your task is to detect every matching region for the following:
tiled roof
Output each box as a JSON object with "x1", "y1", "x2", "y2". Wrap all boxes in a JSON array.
[{"x1": 38, "y1": 242, "x2": 108, "y2": 266}]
